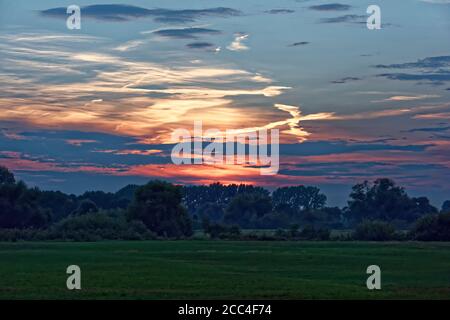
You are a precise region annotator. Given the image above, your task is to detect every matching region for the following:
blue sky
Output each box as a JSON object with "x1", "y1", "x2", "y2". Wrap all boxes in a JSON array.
[{"x1": 0, "y1": 0, "x2": 449, "y2": 206}]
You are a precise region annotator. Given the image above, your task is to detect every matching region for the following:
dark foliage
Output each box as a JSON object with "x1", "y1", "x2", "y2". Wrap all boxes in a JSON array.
[
  {"x1": 202, "y1": 217, "x2": 241, "y2": 239},
  {"x1": 224, "y1": 192, "x2": 272, "y2": 228},
  {"x1": 353, "y1": 220, "x2": 398, "y2": 241},
  {"x1": 78, "y1": 190, "x2": 130, "y2": 210},
  {"x1": 0, "y1": 166, "x2": 15, "y2": 185},
  {"x1": 273, "y1": 186, "x2": 326, "y2": 212},
  {"x1": 37, "y1": 191, "x2": 78, "y2": 221},
  {"x1": 274, "y1": 225, "x2": 331, "y2": 240},
  {"x1": 0, "y1": 180, "x2": 50, "y2": 229},
  {"x1": 346, "y1": 178, "x2": 437, "y2": 226},
  {"x1": 0, "y1": 165, "x2": 446, "y2": 242},
  {"x1": 410, "y1": 213, "x2": 450, "y2": 241},
  {"x1": 128, "y1": 181, "x2": 193, "y2": 238},
  {"x1": 442, "y1": 200, "x2": 450, "y2": 213},
  {"x1": 72, "y1": 199, "x2": 99, "y2": 215}
]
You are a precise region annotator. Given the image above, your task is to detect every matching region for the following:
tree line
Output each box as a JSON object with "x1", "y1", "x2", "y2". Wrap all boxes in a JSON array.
[{"x1": 0, "y1": 165, "x2": 449, "y2": 241}]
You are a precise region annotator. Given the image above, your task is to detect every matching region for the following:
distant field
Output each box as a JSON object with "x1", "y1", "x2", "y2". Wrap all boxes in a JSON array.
[{"x1": 0, "y1": 241, "x2": 449, "y2": 299}]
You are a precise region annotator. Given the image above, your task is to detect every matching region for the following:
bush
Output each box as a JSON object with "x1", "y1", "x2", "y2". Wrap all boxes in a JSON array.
[
  {"x1": 272, "y1": 225, "x2": 330, "y2": 240},
  {"x1": 410, "y1": 213, "x2": 450, "y2": 241},
  {"x1": 49, "y1": 211, "x2": 156, "y2": 241},
  {"x1": 203, "y1": 219, "x2": 241, "y2": 239},
  {"x1": 299, "y1": 225, "x2": 331, "y2": 240},
  {"x1": 0, "y1": 228, "x2": 49, "y2": 241},
  {"x1": 353, "y1": 220, "x2": 397, "y2": 241}
]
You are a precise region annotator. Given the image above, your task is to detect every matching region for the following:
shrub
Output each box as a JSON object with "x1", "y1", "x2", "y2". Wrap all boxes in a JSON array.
[
  {"x1": 0, "y1": 228, "x2": 49, "y2": 241},
  {"x1": 272, "y1": 225, "x2": 330, "y2": 240},
  {"x1": 410, "y1": 213, "x2": 450, "y2": 241},
  {"x1": 353, "y1": 220, "x2": 397, "y2": 241},
  {"x1": 203, "y1": 219, "x2": 241, "y2": 239},
  {"x1": 299, "y1": 225, "x2": 331, "y2": 240},
  {"x1": 49, "y1": 211, "x2": 156, "y2": 241}
]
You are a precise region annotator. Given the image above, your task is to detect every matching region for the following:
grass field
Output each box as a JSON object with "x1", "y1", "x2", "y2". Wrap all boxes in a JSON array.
[{"x1": 0, "y1": 241, "x2": 449, "y2": 299}]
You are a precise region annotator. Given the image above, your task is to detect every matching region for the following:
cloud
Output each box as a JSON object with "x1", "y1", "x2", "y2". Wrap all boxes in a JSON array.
[
  {"x1": 377, "y1": 73, "x2": 450, "y2": 83},
  {"x1": 41, "y1": 4, "x2": 241, "y2": 23},
  {"x1": 421, "y1": 0, "x2": 450, "y2": 3},
  {"x1": 319, "y1": 14, "x2": 365, "y2": 24},
  {"x1": 289, "y1": 41, "x2": 310, "y2": 47},
  {"x1": 220, "y1": 103, "x2": 335, "y2": 143},
  {"x1": 113, "y1": 40, "x2": 145, "y2": 52},
  {"x1": 265, "y1": 9, "x2": 295, "y2": 14},
  {"x1": 96, "y1": 149, "x2": 163, "y2": 156},
  {"x1": 375, "y1": 56, "x2": 450, "y2": 84},
  {"x1": 309, "y1": 3, "x2": 352, "y2": 11},
  {"x1": 408, "y1": 126, "x2": 450, "y2": 133},
  {"x1": 0, "y1": 32, "x2": 292, "y2": 143},
  {"x1": 227, "y1": 33, "x2": 249, "y2": 51},
  {"x1": 331, "y1": 77, "x2": 361, "y2": 84},
  {"x1": 279, "y1": 141, "x2": 432, "y2": 157},
  {"x1": 374, "y1": 95, "x2": 440, "y2": 102},
  {"x1": 0, "y1": 33, "x2": 100, "y2": 43},
  {"x1": 375, "y1": 56, "x2": 450, "y2": 69},
  {"x1": 1, "y1": 130, "x2": 27, "y2": 140},
  {"x1": 414, "y1": 112, "x2": 450, "y2": 119},
  {"x1": 186, "y1": 42, "x2": 220, "y2": 52},
  {"x1": 152, "y1": 27, "x2": 221, "y2": 39},
  {"x1": 187, "y1": 42, "x2": 214, "y2": 49},
  {"x1": 65, "y1": 139, "x2": 98, "y2": 146}
]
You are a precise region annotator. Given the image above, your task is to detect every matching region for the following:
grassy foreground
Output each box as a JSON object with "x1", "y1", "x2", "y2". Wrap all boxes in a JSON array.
[{"x1": 0, "y1": 241, "x2": 449, "y2": 299}]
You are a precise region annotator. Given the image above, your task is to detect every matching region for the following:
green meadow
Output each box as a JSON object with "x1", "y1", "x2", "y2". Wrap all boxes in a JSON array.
[{"x1": 0, "y1": 241, "x2": 449, "y2": 299}]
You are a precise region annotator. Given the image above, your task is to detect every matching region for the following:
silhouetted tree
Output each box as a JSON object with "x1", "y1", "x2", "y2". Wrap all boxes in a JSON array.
[
  {"x1": 115, "y1": 184, "x2": 139, "y2": 202},
  {"x1": 411, "y1": 197, "x2": 438, "y2": 217},
  {"x1": 272, "y1": 186, "x2": 327, "y2": 212},
  {"x1": 411, "y1": 212, "x2": 450, "y2": 241},
  {"x1": 38, "y1": 190, "x2": 77, "y2": 221},
  {"x1": 79, "y1": 191, "x2": 130, "y2": 210},
  {"x1": 0, "y1": 166, "x2": 15, "y2": 185},
  {"x1": 128, "y1": 181, "x2": 192, "y2": 238},
  {"x1": 224, "y1": 192, "x2": 272, "y2": 228},
  {"x1": 0, "y1": 181, "x2": 50, "y2": 229},
  {"x1": 346, "y1": 178, "x2": 437, "y2": 225},
  {"x1": 442, "y1": 200, "x2": 450, "y2": 213},
  {"x1": 196, "y1": 202, "x2": 224, "y2": 222},
  {"x1": 183, "y1": 182, "x2": 269, "y2": 215},
  {"x1": 73, "y1": 199, "x2": 99, "y2": 215}
]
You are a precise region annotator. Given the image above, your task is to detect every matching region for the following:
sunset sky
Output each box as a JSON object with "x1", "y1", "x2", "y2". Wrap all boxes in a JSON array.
[{"x1": 0, "y1": 0, "x2": 449, "y2": 206}]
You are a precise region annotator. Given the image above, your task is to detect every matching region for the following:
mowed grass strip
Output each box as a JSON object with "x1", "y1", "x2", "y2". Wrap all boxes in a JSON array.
[{"x1": 0, "y1": 241, "x2": 449, "y2": 299}]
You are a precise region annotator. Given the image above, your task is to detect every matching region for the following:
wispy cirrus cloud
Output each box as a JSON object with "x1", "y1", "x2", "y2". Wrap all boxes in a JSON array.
[
  {"x1": 414, "y1": 112, "x2": 450, "y2": 119},
  {"x1": 0, "y1": 32, "x2": 292, "y2": 144},
  {"x1": 373, "y1": 95, "x2": 440, "y2": 102},
  {"x1": 227, "y1": 33, "x2": 249, "y2": 51},
  {"x1": 113, "y1": 40, "x2": 145, "y2": 52}
]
